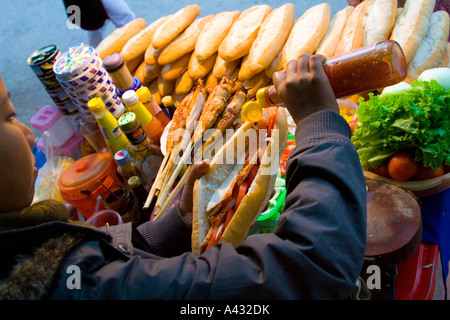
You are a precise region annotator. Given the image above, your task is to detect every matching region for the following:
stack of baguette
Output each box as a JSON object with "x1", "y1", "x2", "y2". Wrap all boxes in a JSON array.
[{"x1": 96, "y1": 0, "x2": 450, "y2": 106}]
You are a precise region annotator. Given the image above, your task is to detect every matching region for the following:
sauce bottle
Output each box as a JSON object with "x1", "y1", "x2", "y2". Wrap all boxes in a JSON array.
[
  {"x1": 118, "y1": 112, "x2": 163, "y2": 191},
  {"x1": 161, "y1": 95, "x2": 176, "y2": 119},
  {"x1": 136, "y1": 86, "x2": 171, "y2": 127},
  {"x1": 122, "y1": 90, "x2": 165, "y2": 146},
  {"x1": 103, "y1": 53, "x2": 142, "y2": 96},
  {"x1": 242, "y1": 40, "x2": 407, "y2": 122},
  {"x1": 114, "y1": 149, "x2": 142, "y2": 187},
  {"x1": 87, "y1": 97, "x2": 135, "y2": 158},
  {"x1": 128, "y1": 175, "x2": 152, "y2": 225}
]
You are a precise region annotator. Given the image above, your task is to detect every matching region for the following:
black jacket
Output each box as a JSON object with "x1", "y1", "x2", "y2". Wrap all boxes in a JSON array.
[{"x1": 0, "y1": 110, "x2": 366, "y2": 299}]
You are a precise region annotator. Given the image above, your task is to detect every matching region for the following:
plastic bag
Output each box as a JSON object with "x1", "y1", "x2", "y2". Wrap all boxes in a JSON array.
[{"x1": 33, "y1": 132, "x2": 74, "y2": 203}]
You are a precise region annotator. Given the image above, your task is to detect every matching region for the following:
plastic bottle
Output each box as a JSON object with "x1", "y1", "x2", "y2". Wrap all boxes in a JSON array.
[
  {"x1": 87, "y1": 97, "x2": 135, "y2": 158},
  {"x1": 161, "y1": 95, "x2": 176, "y2": 119},
  {"x1": 128, "y1": 175, "x2": 152, "y2": 225},
  {"x1": 242, "y1": 40, "x2": 407, "y2": 122},
  {"x1": 118, "y1": 112, "x2": 163, "y2": 191},
  {"x1": 102, "y1": 183, "x2": 140, "y2": 225},
  {"x1": 114, "y1": 149, "x2": 142, "y2": 187},
  {"x1": 103, "y1": 53, "x2": 142, "y2": 96},
  {"x1": 136, "y1": 86, "x2": 171, "y2": 127},
  {"x1": 122, "y1": 90, "x2": 165, "y2": 146}
]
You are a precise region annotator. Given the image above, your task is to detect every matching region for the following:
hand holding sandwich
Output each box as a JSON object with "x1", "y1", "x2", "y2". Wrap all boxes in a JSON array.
[{"x1": 273, "y1": 54, "x2": 340, "y2": 123}]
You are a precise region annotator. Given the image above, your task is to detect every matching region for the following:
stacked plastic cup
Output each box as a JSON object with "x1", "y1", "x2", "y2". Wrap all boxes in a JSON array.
[{"x1": 53, "y1": 44, "x2": 125, "y2": 119}]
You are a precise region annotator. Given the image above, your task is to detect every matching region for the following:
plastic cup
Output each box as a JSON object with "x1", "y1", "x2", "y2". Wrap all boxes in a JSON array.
[{"x1": 86, "y1": 209, "x2": 123, "y2": 227}]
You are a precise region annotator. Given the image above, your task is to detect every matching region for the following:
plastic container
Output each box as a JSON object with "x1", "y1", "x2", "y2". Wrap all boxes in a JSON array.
[
  {"x1": 57, "y1": 152, "x2": 123, "y2": 218},
  {"x1": 86, "y1": 209, "x2": 123, "y2": 227},
  {"x1": 31, "y1": 105, "x2": 75, "y2": 148}
]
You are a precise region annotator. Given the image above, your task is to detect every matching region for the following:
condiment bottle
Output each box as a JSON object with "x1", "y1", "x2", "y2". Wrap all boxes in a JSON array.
[
  {"x1": 122, "y1": 90, "x2": 164, "y2": 146},
  {"x1": 114, "y1": 149, "x2": 142, "y2": 187},
  {"x1": 242, "y1": 40, "x2": 407, "y2": 122},
  {"x1": 136, "y1": 86, "x2": 171, "y2": 127},
  {"x1": 118, "y1": 112, "x2": 163, "y2": 191},
  {"x1": 87, "y1": 97, "x2": 135, "y2": 158},
  {"x1": 161, "y1": 96, "x2": 176, "y2": 119},
  {"x1": 102, "y1": 183, "x2": 140, "y2": 225},
  {"x1": 128, "y1": 175, "x2": 152, "y2": 225},
  {"x1": 103, "y1": 53, "x2": 142, "y2": 96}
]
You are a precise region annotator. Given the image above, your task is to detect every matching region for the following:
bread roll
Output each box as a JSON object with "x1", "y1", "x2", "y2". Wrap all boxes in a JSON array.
[
  {"x1": 157, "y1": 76, "x2": 175, "y2": 97},
  {"x1": 160, "y1": 52, "x2": 191, "y2": 81},
  {"x1": 334, "y1": 0, "x2": 368, "y2": 56},
  {"x1": 144, "y1": 44, "x2": 161, "y2": 65},
  {"x1": 134, "y1": 61, "x2": 161, "y2": 85},
  {"x1": 243, "y1": 71, "x2": 272, "y2": 98},
  {"x1": 243, "y1": 3, "x2": 295, "y2": 78},
  {"x1": 195, "y1": 11, "x2": 241, "y2": 61},
  {"x1": 212, "y1": 55, "x2": 241, "y2": 79},
  {"x1": 96, "y1": 18, "x2": 146, "y2": 60},
  {"x1": 407, "y1": 11, "x2": 450, "y2": 80},
  {"x1": 175, "y1": 70, "x2": 196, "y2": 94},
  {"x1": 188, "y1": 51, "x2": 218, "y2": 80},
  {"x1": 363, "y1": 0, "x2": 397, "y2": 46},
  {"x1": 158, "y1": 15, "x2": 213, "y2": 65},
  {"x1": 205, "y1": 71, "x2": 220, "y2": 93},
  {"x1": 125, "y1": 52, "x2": 144, "y2": 74},
  {"x1": 218, "y1": 5, "x2": 272, "y2": 62},
  {"x1": 149, "y1": 79, "x2": 162, "y2": 105},
  {"x1": 390, "y1": 0, "x2": 436, "y2": 63},
  {"x1": 120, "y1": 16, "x2": 167, "y2": 61},
  {"x1": 277, "y1": 3, "x2": 331, "y2": 72},
  {"x1": 316, "y1": 6, "x2": 354, "y2": 58},
  {"x1": 440, "y1": 43, "x2": 450, "y2": 67},
  {"x1": 151, "y1": 5, "x2": 201, "y2": 49}
]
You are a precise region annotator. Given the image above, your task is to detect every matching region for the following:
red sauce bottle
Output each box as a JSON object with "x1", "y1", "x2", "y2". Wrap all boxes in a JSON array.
[{"x1": 256, "y1": 40, "x2": 407, "y2": 109}]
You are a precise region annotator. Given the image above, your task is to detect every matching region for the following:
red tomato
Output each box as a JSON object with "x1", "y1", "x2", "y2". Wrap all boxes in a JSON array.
[
  {"x1": 387, "y1": 152, "x2": 419, "y2": 181},
  {"x1": 413, "y1": 163, "x2": 444, "y2": 180},
  {"x1": 280, "y1": 144, "x2": 295, "y2": 176},
  {"x1": 348, "y1": 121, "x2": 357, "y2": 133},
  {"x1": 369, "y1": 163, "x2": 390, "y2": 178}
]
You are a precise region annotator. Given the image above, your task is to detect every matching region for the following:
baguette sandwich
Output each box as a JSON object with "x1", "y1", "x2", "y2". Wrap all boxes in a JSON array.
[{"x1": 192, "y1": 107, "x2": 288, "y2": 254}]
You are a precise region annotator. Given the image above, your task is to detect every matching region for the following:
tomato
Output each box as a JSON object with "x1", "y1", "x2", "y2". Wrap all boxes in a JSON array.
[
  {"x1": 413, "y1": 163, "x2": 444, "y2": 180},
  {"x1": 348, "y1": 121, "x2": 357, "y2": 133},
  {"x1": 369, "y1": 163, "x2": 390, "y2": 178},
  {"x1": 206, "y1": 223, "x2": 225, "y2": 251},
  {"x1": 387, "y1": 152, "x2": 419, "y2": 181},
  {"x1": 280, "y1": 144, "x2": 295, "y2": 176},
  {"x1": 235, "y1": 181, "x2": 248, "y2": 211}
]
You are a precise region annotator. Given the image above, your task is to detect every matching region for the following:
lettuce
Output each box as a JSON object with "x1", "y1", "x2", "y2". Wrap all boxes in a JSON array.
[{"x1": 351, "y1": 80, "x2": 450, "y2": 170}]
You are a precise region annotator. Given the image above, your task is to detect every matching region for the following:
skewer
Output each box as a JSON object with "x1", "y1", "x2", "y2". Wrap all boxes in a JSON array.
[{"x1": 144, "y1": 151, "x2": 170, "y2": 208}]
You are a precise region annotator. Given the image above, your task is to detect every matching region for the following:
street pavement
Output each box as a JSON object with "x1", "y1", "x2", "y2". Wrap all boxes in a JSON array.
[{"x1": 0, "y1": 0, "x2": 348, "y2": 135}]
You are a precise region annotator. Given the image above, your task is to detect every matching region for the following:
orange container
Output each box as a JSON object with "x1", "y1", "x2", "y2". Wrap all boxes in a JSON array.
[{"x1": 57, "y1": 152, "x2": 122, "y2": 219}]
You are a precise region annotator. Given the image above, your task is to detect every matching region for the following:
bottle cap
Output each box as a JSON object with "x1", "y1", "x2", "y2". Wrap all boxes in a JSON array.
[
  {"x1": 162, "y1": 96, "x2": 173, "y2": 107},
  {"x1": 256, "y1": 87, "x2": 271, "y2": 109},
  {"x1": 136, "y1": 86, "x2": 152, "y2": 103},
  {"x1": 87, "y1": 97, "x2": 106, "y2": 114},
  {"x1": 114, "y1": 150, "x2": 131, "y2": 166},
  {"x1": 102, "y1": 53, "x2": 124, "y2": 73},
  {"x1": 122, "y1": 90, "x2": 139, "y2": 106},
  {"x1": 241, "y1": 101, "x2": 263, "y2": 123},
  {"x1": 118, "y1": 112, "x2": 138, "y2": 133},
  {"x1": 128, "y1": 176, "x2": 142, "y2": 188}
]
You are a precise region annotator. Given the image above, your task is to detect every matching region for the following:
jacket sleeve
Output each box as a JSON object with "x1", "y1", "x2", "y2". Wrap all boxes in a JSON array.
[{"x1": 54, "y1": 110, "x2": 367, "y2": 300}]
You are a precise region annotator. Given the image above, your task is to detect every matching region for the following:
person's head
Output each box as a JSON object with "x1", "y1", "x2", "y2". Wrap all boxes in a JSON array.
[{"x1": 0, "y1": 74, "x2": 37, "y2": 212}]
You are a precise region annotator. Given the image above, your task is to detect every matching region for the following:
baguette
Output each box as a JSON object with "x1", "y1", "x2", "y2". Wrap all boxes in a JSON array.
[
  {"x1": 390, "y1": 0, "x2": 436, "y2": 64},
  {"x1": 96, "y1": 18, "x2": 146, "y2": 60},
  {"x1": 144, "y1": 44, "x2": 161, "y2": 65},
  {"x1": 149, "y1": 79, "x2": 162, "y2": 105},
  {"x1": 192, "y1": 107, "x2": 288, "y2": 253},
  {"x1": 316, "y1": 6, "x2": 354, "y2": 58},
  {"x1": 363, "y1": 0, "x2": 397, "y2": 46},
  {"x1": 407, "y1": 11, "x2": 450, "y2": 80},
  {"x1": 158, "y1": 15, "x2": 214, "y2": 65},
  {"x1": 157, "y1": 75, "x2": 175, "y2": 97},
  {"x1": 243, "y1": 3, "x2": 296, "y2": 77},
  {"x1": 276, "y1": 3, "x2": 331, "y2": 72},
  {"x1": 160, "y1": 52, "x2": 191, "y2": 81},
  {"x1": 243, "y1": 71, "x2": 272, "y2": 98},
  {"x1": 212, "y1": 55, "x2": 241, "y2": 79},
  {"x1": 151, "y1": 5, "x2": 201, "y2": 49},
  {"x1": 218, "y1": 5, "x2": 272, "y2": 62},
  {"x1": 334, "y1": 0, "x2": 368, "y2": 56},
  {"x1": 195, "y1": 11, "x2": 241, "y2": 61},
  {"x1": 188, "y1": 51, "x2": 218, "y2": 80},
  {"x1": 440, "y1": 43, "x2": 449, "y2": 67},
  {"x1": 134, "y1": 62, "x2": 162, "y2": 84},
  {"x1": 175, "y1": 70, "x2": 196, "y2": 94},
  {"x1": 120, "y1": 16, "x2": 167, "y2": 61},
  {"x1": 125, "y1": 52, "x2": 144, "y2": 74}
]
